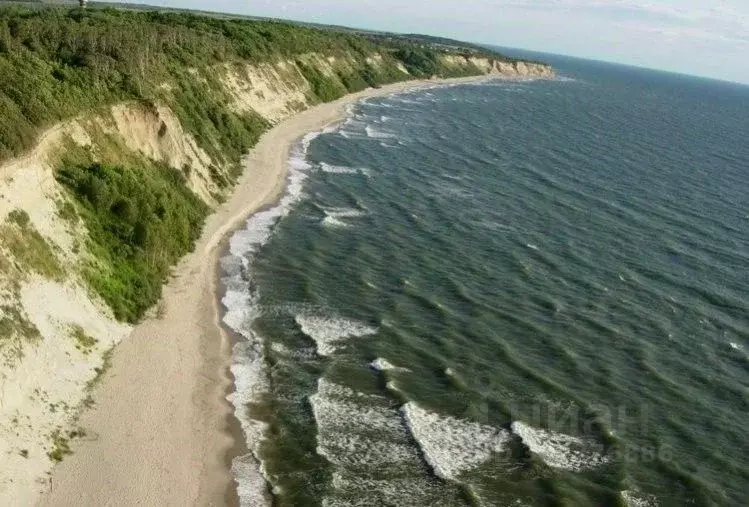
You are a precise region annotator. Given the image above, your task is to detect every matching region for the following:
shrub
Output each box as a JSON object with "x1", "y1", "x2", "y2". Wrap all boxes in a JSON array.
[{"x1": 56, "y1": 162, "x2": 208, "y2": 322}]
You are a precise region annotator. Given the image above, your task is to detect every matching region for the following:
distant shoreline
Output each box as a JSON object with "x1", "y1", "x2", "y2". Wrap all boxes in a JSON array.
[{"x1": 40, "y1": 74, "x2": 496, "y2": 506}]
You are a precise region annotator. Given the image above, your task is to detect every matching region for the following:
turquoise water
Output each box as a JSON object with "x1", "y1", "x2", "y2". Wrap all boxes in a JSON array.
[{"x1": 222, "y1": 58, "x2": 749, "y2": 506}]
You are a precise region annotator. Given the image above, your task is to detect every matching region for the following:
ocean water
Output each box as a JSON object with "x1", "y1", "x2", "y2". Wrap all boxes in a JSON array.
[{"x1": 221, "y1": 58, "x2": 749, "y2": 506}]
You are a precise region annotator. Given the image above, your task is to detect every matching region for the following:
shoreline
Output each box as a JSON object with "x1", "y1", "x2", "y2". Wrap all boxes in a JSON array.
[{"x1": 39, "y1": 74, "x2": 494, "y2": 506}]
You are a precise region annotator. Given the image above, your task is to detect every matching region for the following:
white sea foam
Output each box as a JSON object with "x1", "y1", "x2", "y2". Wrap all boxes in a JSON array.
[
  {"x1": 311, "y1": 395, "x2": 410, "y2": 438},
  {"x1": 295, "y1": 315, "x2": 378, "y2": 356},
  {"x1": 321, "y1": 216, "x2": 350, "y2": 228},
  {"x1": 232, "y1": 455, "x2": 270, "y2": 506},
  {"x1": 227, "y1": 338, "x2": 272, "y2": 507},
  {"x1": 269, "y1": 341, "x2": 316, "y2": 360},
  {"x1": 315, "y1": 377, "x2": 385, "y2": 402},
  {"x1": 621, "y1": 490, "x2": 657, "y2": 507},
  {"x1": 365, "y1": 125, "x2": 397, "y2": 139},
  {"x1": 320, "y1": 206, "x2": 367, "y2": 229},
  {"x1": 318, "y1": 433, "x2": 421, "y2": 468},
  {"x1": 325, "y1": 473, "x2": 453, "y2": 507},
  {"x1": 222, "y1": 130, "x2": 323, "y2": 506},
  {"x1": 511, "y1": 421, "x2": 609, "y2": 472},
  {"x1": 401, "y1": 402, "x2": 511, "y2": 480},
  {"x1": 311, "y1": 379, "x2": 450, "y2": 505},
  {"x1": 370, "y1": 357, "x2": 410, "y2": 372},
  {"x1": 319, "y1": 162, "x2": 360, "y2": 174}
]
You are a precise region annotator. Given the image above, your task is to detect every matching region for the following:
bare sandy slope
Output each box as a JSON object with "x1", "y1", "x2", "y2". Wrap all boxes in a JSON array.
[{"x1": 39, "y1": 76, "x2": 486, "y2": 506}]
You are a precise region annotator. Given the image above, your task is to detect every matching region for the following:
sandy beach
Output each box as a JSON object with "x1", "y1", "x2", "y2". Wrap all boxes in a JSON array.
[{"x1": 38, "y1": 76, "x2": 488, "y2": 506}]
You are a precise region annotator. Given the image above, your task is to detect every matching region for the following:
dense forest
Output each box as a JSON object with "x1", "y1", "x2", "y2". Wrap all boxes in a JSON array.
[{"x1": 0, "y1": 6, "x2": 499, "y2": 161}]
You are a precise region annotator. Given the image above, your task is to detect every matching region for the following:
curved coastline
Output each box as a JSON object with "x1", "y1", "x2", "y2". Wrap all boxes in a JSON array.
[{"x1": 39, "y1": 75, "x2": 497, "y2": 506}]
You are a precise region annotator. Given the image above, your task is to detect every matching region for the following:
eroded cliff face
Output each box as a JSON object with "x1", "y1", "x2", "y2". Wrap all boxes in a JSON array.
[
  {"x1": 0, "y1": 80, "x2": 242, "y2": 506},
  {"x1": 440, "y1": 54, "x2": 555, "y2": 78},
  {"x1": 0, "y1": 52, "x2": 553, "y2": 502},
  {"x1": 491, "y1": 59, "x2": 556, "y2": 78}
]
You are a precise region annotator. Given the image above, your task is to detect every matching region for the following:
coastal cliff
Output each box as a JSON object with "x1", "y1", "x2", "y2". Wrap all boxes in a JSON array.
[{"x1": 0, "y1": 6, "x2": 553, "y2": 502}]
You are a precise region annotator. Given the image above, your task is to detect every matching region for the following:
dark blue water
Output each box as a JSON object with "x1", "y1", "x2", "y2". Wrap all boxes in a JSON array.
[{"x1": 223, "y1": 59, "x2": 749, "y2": 506}]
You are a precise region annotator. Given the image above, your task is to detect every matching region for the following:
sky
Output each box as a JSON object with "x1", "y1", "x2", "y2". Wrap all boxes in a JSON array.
[{"x1": 102, "y1": 0, "x2": 749, "y2": 84}]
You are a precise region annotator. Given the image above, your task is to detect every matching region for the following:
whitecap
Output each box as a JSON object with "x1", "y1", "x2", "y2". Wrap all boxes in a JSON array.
[
  {"x1": 311, "y1": 381, "x2": 415, "y2": 470},
  {"x1": 322, "y1": 216, "x2": 350, "y2": 228},
  {"x1": 325, "y1": 473, "x2": 452, "y2": 507},
  {"x1": 511, "y1": 421, "x2": 609, "y2": 472},
  {"x1": 621, "y1": 489, "x2": 657, "y2": 507},
  {"x1": 295, "y1": 315, "x2": 378, "y2": 356},
  {"x1": 318, "y1": 163, "x2": 371, "y2": 177},
  {"x1": 319, "y1": 206, "x2": 367, "y2": 229},
  {"x1": 365, "y1": 125, "x2": 397, "y2": 139},
  {"x1": 370, "y1": 358, "x2": 410, "y2": 372},
  {"x1": 311, "y1": 394, "x2": 410, "y2": 438},
  {"x1": 401, "y1": 403, "x2": 511, "y2": 480},
  {"x1": 269, "y1": 341, "x2": 316, "y2": 360}
]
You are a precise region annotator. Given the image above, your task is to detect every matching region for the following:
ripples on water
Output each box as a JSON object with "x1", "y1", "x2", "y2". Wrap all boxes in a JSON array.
[{"x1": 222, "y1": 58, "x2": 749, "y2": 506}]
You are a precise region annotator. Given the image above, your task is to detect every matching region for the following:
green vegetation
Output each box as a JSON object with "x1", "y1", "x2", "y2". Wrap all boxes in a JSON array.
[
  {"x1": 0, "y1": 6, "x2": 530, "y2": 326},
  {"x1": 48, "y1": 427, "x2": 85, "y2": 462},
  {"x1": 83, "y1": 346, "x2": 113, "y2": 408},
  {"x1": 69, "y1": 324, "x2": 97, "y2": 353},
  {"x1": 0, "y1": 6, "x2": 505, "y2": 164},
  {"x1": 167, "y1": 72, "x2": 269, "y2": 173},
  {"x1": 1, "y1": 209, "x2": 63, "y2": 280},
  {"x1": 296, "y1": 60, "x2": 348, "y2": 102},
  {"x1": 393, "y1": 48, "x2": 441, "y2": 78},
  {"x1": 0, "y1": 302, "x2": 41, "y2": 362},
  {"x1": 56, "y1": 160, "x2": 208, "y2": 322}
]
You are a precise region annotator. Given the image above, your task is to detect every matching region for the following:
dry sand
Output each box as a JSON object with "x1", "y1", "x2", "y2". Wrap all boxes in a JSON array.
[{"x1": 39, "y1": 76, "x2": 487, "y2": 506}]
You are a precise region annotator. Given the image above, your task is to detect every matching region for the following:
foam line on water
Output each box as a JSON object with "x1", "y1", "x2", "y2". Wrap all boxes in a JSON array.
[
  {"x1": 511, "y1": 421, "x2": 610, "y2": 472},
  {"x1": 311, "y1": 379, "x2": 454, "y2": 505},
  {"x1": 365, "y1": 125, "x2": 397, "y2": 139},
  {"x1": 401, "y1": 402, "x2": 511, "y2": 480},
  {"x1": 621, "y1": 490, "x2": 657, "y2": 507},
  {"x1": 319, "y1": 162, "x2": 372, "y2": 177},
  {"x1": 221, "y1": 130, "x2": 322, "y2": 506},
  {"x1": 319, "y1": 162, "x2": 359, "y2": 174},
  {"x1": 319, "y1": 206, "x2": 368, "y2": 229},
  {"x1": 324, "y1": 473, "x2": 457, "y2": 507},
  {"x1": 311, "y1": 395, "x2": 410, "y2": 438},
  {"x1": 295, "y1": 315, "x2": 378, "y2": 356}
]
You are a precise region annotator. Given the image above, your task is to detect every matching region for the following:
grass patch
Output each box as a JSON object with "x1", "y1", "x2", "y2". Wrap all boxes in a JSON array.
[
  {"x1": 69, "y1": 324, "x2": 97, "y2": 354},
  {"x1": 0, "y1": 303, "x2": 41, "y2": 363},
  {"x1": 56, "y1": 198, "x2": 78, "y2": 224},
  {"x1": 83, "y1": 347, "x2": 114, "y2": 408},
  {"x1": 56, "y1": 161, "x2": 209, "y2": 323},
  {"x1": 48, "y1": 427, "x2": 85, "y2": 463},
  {"x1": 1, "y1": 209, "x2": 64, "y2": 280}
]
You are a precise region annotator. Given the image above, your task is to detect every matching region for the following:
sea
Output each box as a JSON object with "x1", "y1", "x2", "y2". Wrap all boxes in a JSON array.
[{"x1": 220, "y1": 53, "x2": 749, "y2": 507}]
